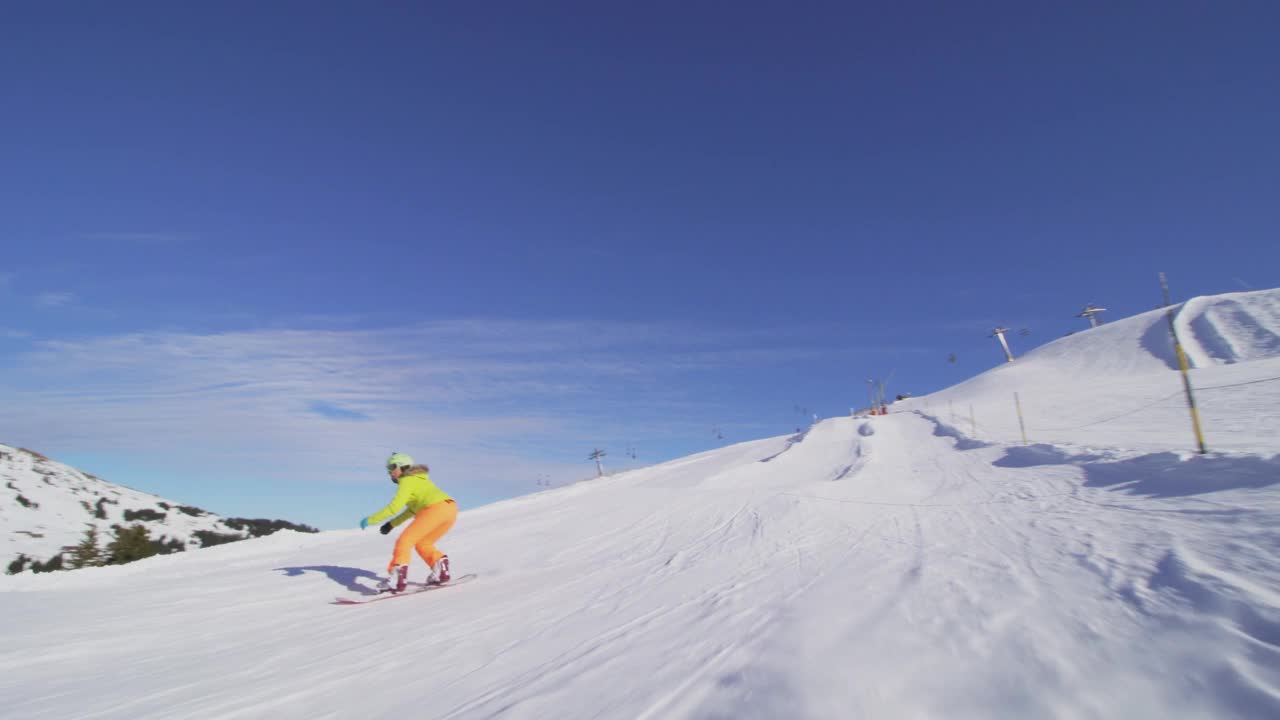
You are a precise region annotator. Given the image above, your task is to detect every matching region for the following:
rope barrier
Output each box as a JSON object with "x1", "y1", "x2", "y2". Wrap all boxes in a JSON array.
[
  {"x1": 1196, "y1": 374, "x2": 1280, "y2": 392},
  {"x1": 1026, "y1": 390, "x2": 1185, "y2": 432}
]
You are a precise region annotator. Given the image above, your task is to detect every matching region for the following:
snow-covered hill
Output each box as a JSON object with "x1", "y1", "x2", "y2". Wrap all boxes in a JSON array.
[
  {"x1": 1, "y1": 288, "x2": 1278, "y2": 719},
  {"x1": 1, "y1": 443, "x2": 315, "y2": 571},
  {"x1": 898, "y1": 287, "x2": 1280, "y2": 452}
]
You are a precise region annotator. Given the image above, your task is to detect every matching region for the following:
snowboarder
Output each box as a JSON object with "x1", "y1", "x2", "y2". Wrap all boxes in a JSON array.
[{"x1": 360, "y1": 452, "x2": 457, "y2": 593}]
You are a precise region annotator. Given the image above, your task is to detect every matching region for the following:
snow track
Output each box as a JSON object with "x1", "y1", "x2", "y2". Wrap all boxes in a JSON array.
[{"x1": 4, "y1": 409, "x2": 1278, "y2": 719}]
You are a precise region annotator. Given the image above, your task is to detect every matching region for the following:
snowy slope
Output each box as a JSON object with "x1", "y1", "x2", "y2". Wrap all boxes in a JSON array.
[
  {"x1": 897, "y1": 287, "x2": 1280, "y2": 452},
  {"x1": 0, "y1": 443, "x2": 311, "y2": 569},
  {"x1": 1, "y1": 288, "x2": 1279, "y2": 719}
]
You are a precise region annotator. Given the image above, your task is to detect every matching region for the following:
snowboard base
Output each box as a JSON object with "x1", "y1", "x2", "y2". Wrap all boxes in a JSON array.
[{"x1": 334, "y1": 573, "x2": 478, "y2": 605}]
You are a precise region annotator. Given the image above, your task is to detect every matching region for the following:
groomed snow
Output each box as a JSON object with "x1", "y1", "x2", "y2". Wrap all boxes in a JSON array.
[{"x1": 2, "y1": 289, "x2": 1278, "y2": 719}]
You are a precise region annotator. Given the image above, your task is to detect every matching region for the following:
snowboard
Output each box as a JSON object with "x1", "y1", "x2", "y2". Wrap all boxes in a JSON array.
[{"x1": 333, "y1": 573, "x2": 478, "y2": 605}]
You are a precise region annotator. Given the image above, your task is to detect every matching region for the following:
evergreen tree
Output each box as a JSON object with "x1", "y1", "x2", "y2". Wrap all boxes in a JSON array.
[
  {"x1": 31, "y1": 554, "x2": 63, "y2": 573},
  {"x1": 6, "y1": 554, "x2": 31, "y2": 575},
  {"x1": 106, "y1": 524, "x2": 157, "y2": 565},
  {"x1": 67, "y1": 526, "x2": 104, "y2": 569}
]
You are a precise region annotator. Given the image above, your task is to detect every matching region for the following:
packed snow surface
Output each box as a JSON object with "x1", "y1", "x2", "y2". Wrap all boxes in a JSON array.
[{"x1": 2, "y1": 289, "x2": 1279, "y2": 719}]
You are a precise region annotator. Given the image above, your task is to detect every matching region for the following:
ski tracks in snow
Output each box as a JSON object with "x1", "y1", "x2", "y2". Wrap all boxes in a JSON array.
[
  {"x1": 678, "y1": 414, "x2": 1280, "y2": 719},
  {"x1": 5, "y1": 413, "x2": 1278, "y2": 719},
  {"x1": 442, "y1": 429, "x2": 1280, "y2": 720}
]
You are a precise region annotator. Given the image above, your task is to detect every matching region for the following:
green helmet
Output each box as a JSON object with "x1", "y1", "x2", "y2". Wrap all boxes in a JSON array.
[{"x1": 387, "y1": 452, "x2": 414, "y2": 470}]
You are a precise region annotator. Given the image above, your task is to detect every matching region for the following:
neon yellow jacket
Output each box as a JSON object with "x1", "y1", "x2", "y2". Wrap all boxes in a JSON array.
[{"x1": 366, "y1": 471, "x2": 453, "y2": 528}]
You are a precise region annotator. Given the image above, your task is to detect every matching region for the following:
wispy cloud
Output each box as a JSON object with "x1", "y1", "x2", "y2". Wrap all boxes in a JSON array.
[
  {"x1": 34, "y1": 292, "x2": 76, "y2": 308},
  {"x1": 1, "y1": 328, "x2": 31, "y2": 339},
  {"x1": 0, "y1": 319, "x2": 851, "y2": 501},
  {"x1": 307, "y1": 401, "x2": 372, "y2": 421}
]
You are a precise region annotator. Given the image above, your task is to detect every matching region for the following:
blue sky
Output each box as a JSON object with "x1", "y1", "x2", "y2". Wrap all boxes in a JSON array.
[{"x1": 2, "y1": 3, "x2": 1277, "y2": 529}]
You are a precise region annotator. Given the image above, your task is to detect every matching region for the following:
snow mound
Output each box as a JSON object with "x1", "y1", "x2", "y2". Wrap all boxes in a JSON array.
[
  {"x1": 899, "y1": 288, "x2": 1280, "y2": 452},
  {"x1": 1179, "y1": 290, "x2": 1280, "y2": 367},
  {"x1": 1019, "y1": 287, "x2": 1280, "y2": 375}
]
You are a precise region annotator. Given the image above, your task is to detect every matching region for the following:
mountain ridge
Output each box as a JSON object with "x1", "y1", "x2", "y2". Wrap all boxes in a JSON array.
[{"x1": 1, "y1": 442, "x2": 316, "y2": 573}]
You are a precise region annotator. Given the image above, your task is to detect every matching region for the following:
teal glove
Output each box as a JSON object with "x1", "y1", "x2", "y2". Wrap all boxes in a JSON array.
[{"x1": 360, "y1": 517, "x2": 370, "y2": 530}]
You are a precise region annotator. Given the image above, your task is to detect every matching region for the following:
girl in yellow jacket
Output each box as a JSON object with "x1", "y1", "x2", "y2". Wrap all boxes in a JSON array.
[{"x1": 360, "y1": 452, "x2": 457, "y2": 593}]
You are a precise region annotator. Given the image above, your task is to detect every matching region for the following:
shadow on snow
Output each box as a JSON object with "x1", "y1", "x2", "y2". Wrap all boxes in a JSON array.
[
  {"x1": 274, "y1": 565, "x2": 382, "y2": 594},
  {"x1": 994, "y1": 444, "x2": 1280, "y2": 498}
]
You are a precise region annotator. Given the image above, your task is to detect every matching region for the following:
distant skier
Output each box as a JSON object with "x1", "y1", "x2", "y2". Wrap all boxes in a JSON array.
[{"x1": 360, "y1": 453, "x2": 456, "y2": 593}]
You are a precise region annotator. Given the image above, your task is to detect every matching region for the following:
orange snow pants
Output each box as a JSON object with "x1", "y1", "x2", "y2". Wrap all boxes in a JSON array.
[{"x1": 390, "y1": 500, "x2": 457, "y2": 571}]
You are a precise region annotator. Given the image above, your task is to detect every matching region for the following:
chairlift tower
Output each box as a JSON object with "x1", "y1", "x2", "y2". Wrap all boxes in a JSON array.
[
  {"x1": 1078, "y1": 304, "x2": 1107, "y2": 328},
  {"x1": 990, "y1": 327, "x2": 1015, "y2": 363},
  {"x1": 588, "y1": 448, "x2": 606, "y2": 477}
]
